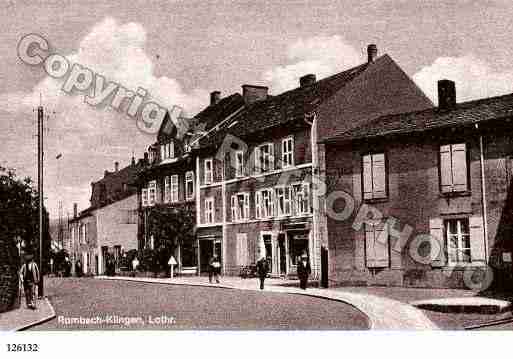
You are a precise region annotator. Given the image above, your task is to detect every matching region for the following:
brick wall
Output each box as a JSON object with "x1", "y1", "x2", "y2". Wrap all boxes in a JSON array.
[{"x1": 0, "y1": 233, "x2": 20, "y2": 313}]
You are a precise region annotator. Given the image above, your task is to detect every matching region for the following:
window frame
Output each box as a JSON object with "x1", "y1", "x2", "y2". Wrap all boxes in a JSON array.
[
  {"x1": 170, "y1": 174, "x2": 179, "y2": 203},
  {"x1": 185, "y1": 171, "x2": 195, "y2": 201},
  {"x1": 148, "y1": 180, "x2": 157, "y2": 206},
  {"x1": 275, "y1": 186, "x2": 292, "y2": 217},
  {"x1": 204, "y1": 158, "x2": 213, "y2": 184},
  {"x1": 444, "y1": 218, "x2": 471, "y2": 265},
  {"x1": 255, "y1": 143, "x2": 274, "y2": 173},
  {"x1": 204, "y1": 197, "x2": 215, "y2": 224},
  {"x1": 231, "y1": 192, "x2": 250, "y2": 222},
  {"x1": 292, "y1": 182, "x2": 310, "y2": 215},
  {"x1": 281, "y1": 136, "x2": 294, "y2": 168}
]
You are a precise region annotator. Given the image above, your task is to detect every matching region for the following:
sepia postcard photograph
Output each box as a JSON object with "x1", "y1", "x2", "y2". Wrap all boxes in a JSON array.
[{"x1": 1, "y1": 0, "x2": 513, "y2": 356}]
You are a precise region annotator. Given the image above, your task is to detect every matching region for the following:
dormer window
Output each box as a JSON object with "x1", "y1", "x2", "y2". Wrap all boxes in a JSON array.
[{"x1": 161, "y1": 141, "x2": 175, "y2": 161}]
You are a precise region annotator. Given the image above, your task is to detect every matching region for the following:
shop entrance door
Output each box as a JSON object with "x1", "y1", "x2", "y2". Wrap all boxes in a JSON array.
[
  {"x1": 278, "y1": 234, "x2": 287, "y2": 275},
  {"x1": 263, "y1": 234, "x2": 273, "y2": 273}
]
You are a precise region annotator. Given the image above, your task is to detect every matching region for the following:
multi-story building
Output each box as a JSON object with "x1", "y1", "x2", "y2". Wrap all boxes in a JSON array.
[
  {"x1": 323, "y1": 79, "x2": 513, "y2": 289},
  {"x1": 137, "y1": 93, "x2": 245, "y2": 274},
  {"x1": 69, "y1": 159, "x2": 142, "y2": 275},
  {"x1": 69, "y1": 206, "x2": 97, "y2": 275},
  {"x1": 194, "y1": 45, "x2": 433, "y2": 279}
]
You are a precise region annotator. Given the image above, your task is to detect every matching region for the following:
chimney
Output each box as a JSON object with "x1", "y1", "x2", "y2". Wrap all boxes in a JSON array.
[
  {"x1": 438, "y1": 79, "x2": 456, "y2": 110},
  {"x1": 104, "y1": 170, "x2": 110, "y2": 177},
  {"x1": 367, "y1": 44, "x2": 378, "y2": 63},
  {"x1": 300, "y1": 74, "x2": 316, "y2": 87},
  {"x1": 73, "y1": 203, "x2": 78, "y2": 218},
  {"x1": 114, "y1": 161, "x2": 119, "y2": 172},
  {"x1": 131, "y1": 156, "x2": 136, "y2": 166},
  {"x1": 242, "y1": 85, "x2": 268, "y2": 105},
  {"x1": 143, "y1": 152, "x2": 149, "y2": 164},
  {"x1": 210, "y1": 91, "x2": 221, "y2": 106}
]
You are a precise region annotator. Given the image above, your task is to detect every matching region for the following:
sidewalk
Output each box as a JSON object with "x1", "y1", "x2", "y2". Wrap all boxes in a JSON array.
[
  {"x1": 97, "y1": 275, "x2": 438, "y2": 330},
  {"x1": 0, "y1": 297, "x2": 56, "y2": 331}
]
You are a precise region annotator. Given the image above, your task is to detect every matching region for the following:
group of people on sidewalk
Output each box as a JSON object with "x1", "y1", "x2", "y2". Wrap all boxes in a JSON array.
[{"x1": 209, "y1": 251, "x2": 312, "y2": 290}]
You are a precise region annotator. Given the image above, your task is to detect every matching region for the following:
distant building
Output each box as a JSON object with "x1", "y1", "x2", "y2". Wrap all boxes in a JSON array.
[{"x1": 69, "y1": 158, "x2": 143, "y2": 275}]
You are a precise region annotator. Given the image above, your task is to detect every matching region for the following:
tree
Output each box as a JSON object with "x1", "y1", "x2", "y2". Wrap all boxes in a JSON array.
[{"x1": 147, "y1": 203, "x2": 196, "y2": 272}]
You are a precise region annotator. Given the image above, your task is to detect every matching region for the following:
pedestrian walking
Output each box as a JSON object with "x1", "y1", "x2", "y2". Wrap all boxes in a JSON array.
[
  {"x1": 297, "y1": 252, "x2": 311, "y2": 290},
  {"x1": 20, "y1": 253, "x2": 40, "y2": 309},
  {"x1": 256, "y1": 256, "x2": 269, "y2": 290},
  {"x1": 209, "y1": 254, "x2": 221, "y2": 283},
  {"x1": 76, "y1": 259, "x2": 83, "y2": 277}
]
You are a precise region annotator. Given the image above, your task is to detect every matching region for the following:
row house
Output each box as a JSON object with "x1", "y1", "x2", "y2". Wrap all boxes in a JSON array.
[
  {"x1": 69, "y1": 159, "x2": 142, "y2": 275},
  {"x1": 68, "y1": 205, "x2": 97, "y2": 275},
  {"x1": 137, "y1": 94, "x2": 245, "y2": 274},
  {"x1": 323, "y1": 79, "x2": 513, "y2": 289},
  {"x1": 194, "y1": 45, "x2": 433, "y2": 279}
]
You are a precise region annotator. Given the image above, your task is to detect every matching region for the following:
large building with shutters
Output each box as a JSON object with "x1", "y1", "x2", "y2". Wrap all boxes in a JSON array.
[
  {"x1": 194, "y1": 45, "x2": 433, "y2": 279},
  {"x1": 323, "y1": 79, "x2": 513, "y2": 289}
]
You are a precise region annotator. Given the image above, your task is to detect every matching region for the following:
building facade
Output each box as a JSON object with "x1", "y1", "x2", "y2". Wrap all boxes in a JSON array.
[
  {"x1": 323, "y1": 80, "x2": 513, "y2": 289},
  {"x1": 194, "y1": 45, "x2": 433, "y2": 279}
]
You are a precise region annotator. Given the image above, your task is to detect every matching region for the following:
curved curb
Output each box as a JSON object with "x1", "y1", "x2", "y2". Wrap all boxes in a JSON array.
[
  {"x1": 15, "y1": 298, "x2": 56, "y2": 331},
  {"x1": 97, "y1": 276, "x2": 438, "y2": 330}
]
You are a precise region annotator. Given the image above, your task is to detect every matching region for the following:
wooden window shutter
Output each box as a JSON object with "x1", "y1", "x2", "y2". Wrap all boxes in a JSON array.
[
  {"x1": 429, "y1": 218, "x2": 445, "y2": 267},
  {"x1": 372, "y1": 153, "x2": 386, "y2": 198},
  {"x1": 451, "y1": 143, "x2": 468, "y2": 192},
  {"x1": 214, "y1": 159, "x2": 223, "y2": 182},
  {"x1": 469, "y1": 216, "x2": 486, "y2": 264},
  {"x1": 362, "y1": 155, "x2": 373, "y2": 199},
  {"x1": 374, "y1": 221, "x2": 389, "y2": 267},
  {"x1": 440, "y1": 145, "x2": 453, "y2": 193},
  {"x1": 365, "y1": 223, "x2": 377, "y2": 268}
]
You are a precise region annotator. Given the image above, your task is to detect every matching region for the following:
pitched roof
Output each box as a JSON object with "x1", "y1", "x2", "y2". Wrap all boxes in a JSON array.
[
  {"x1": 90, "y1": 161, "x2": 144, "y2": 209},
  {"x1": 325, "y1": 92, "x2": 513, "y2": 143},
  {"x1": 198, "y1": 58, "x2": 374, "y2": 148}
]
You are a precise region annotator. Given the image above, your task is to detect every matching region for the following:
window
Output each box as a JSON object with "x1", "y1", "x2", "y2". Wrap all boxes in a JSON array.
[
  {"x1": 148, "y1": 180, "x2": 157, "y2": 206},
  {"x1": 204, "y1": 158, "x2": 213, "y2": 184},
  {"x1": 160, "y1": 141, "x2": 175, "y2": 161},
  {"x1": 236, "y1": 233, "x2": 248, "y2": 266},
  {"x1": 235, "y1": 150, "x2": 244, "y2": 177},
  {"x1": 258, "y1": 189, "x2": 274, "y2": 218},
  {"x1": 164, "y1": 177, "x2": 170, "y2": 203},
  {"x1": 282, "y1": 137, "x2": 294, "y2": 168},
  {"x1": 231, "y1": 193, "x2": 250, "y2": 221},
  {"x1": 440, "y1": 143, "x2": 468, "y2": 193},
  {"x1": 292, "y1": 183, "x2": 310, "y2": 215},
  {"x1": 185, "y1": 171, "x2": 194, "y2": 200},
  {"x1": 205, "y1": 197, "x2": 214, "y2": 224},
  {"x1": 362, "y1": 153, "x2": 387, "y2": 200},
  {"x1": 276, "y1": 186, "x2": 291, "y2": 216},
  {"x1": 445, "y1": 218, "x2": 471, "y2": 264},
  {"x1": 170, "y1": 175, "x2": 179, "y2": 202},
  {"x1": 141, "y1": 188, "x2": 148, "y2": 207},
  {"x1": 81, "y1": 223, "x2": 87, "y2": 245},
  {"x1": 365, "y1": 221, "x2": 389, "y2": 268},
  {"x1": 123, "y1": 210, "x2": 138, "y2": 224},
  {"x1": 255, "y1": 143, "x2": 274, "y2": 173}
]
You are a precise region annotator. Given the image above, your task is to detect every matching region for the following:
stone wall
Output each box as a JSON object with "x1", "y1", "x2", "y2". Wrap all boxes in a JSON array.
[{"x1": 0, "y1": 234, "x2": 20, "y2": 313}]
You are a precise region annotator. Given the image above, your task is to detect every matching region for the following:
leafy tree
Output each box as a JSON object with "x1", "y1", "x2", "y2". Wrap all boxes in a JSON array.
[{"x1": 147, "y1": 202, "x2": 195, "y2": 271}]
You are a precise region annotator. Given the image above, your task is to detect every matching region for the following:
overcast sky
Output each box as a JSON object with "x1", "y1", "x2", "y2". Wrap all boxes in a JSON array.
[{"x1": 1, "y1": 0, "x2": 513, "y2": 219}]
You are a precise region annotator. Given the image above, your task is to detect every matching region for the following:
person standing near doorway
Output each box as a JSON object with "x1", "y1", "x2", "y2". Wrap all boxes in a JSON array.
[
  {"x1": 209, "y1": 254, "x2": 221, "y2": 283},
  {"x1": 256, "y1": 256, "x2": 269, "y2": 290},
  {"x1": 20, "y1": 253, "x2": 40, "y2": 309},
  {"x1": 297, "y1": 252, "x2": 311, "y2": 290}
]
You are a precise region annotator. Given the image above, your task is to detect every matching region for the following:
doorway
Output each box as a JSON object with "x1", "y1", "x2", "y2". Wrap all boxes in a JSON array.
[
  {"x1": 263, "y1": 234, "x2": 273, "y2": 271},
  {"x1": 278, "y1": 233, "x2": 287, "y2": 275},
  {"x1": 199, "y1": 240, "x2": 214, "y2": 274}
]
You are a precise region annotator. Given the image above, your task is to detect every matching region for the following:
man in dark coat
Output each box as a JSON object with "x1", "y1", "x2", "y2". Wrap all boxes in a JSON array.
[
  {"x1": 297, "y1": 252, "x2": 311, "y2": 290},
  {"x1": 256, "y1": 256, "x2": 269, "y2": 290},
  {"x1": 208, "y1": 254, "x2": 221, "y2": 283},
  {"x1": 20, "y1": 253, "x2": 40, "y2": 309}
]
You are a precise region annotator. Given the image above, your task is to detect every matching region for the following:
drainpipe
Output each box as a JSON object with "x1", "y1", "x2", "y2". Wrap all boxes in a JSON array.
[
  {"x1": 221, "y1": 154, "x2": 227, "y2": 276},
  {"x1": 195, "y1": 155, "x2": 201, "y2": 276},
  {"x1": 478, "y1": 126, "x2": 489, "y2": 263}
]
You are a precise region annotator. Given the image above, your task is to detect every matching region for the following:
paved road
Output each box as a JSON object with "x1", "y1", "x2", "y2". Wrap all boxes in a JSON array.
[{"x1": 32, "y1": 278, "x2": 369, "y2": 330}]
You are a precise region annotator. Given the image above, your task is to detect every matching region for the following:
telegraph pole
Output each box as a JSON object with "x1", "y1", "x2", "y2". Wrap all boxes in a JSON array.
[{"x1": 37, "y1": 102, "x2": 44, "y2": 298}]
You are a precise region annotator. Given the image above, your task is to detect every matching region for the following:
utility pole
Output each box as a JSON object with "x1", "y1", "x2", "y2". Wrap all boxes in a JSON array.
[{"x1": 37, "y1": 101, "x2": 44, "y2": 298}]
